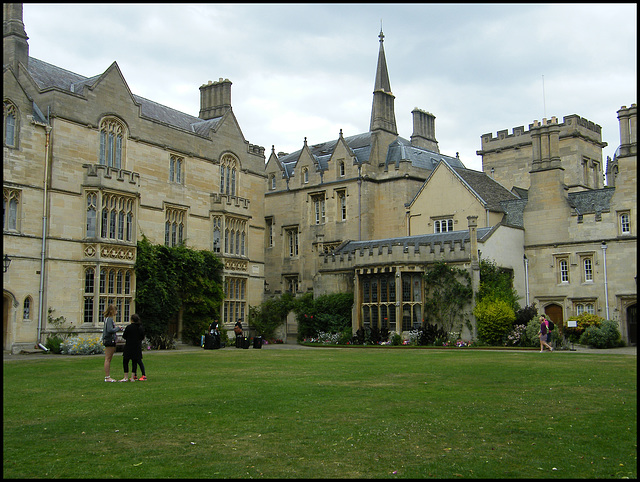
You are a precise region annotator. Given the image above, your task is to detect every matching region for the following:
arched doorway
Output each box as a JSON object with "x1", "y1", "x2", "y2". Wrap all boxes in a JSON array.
[
  {"x1": 627, "y1": 304, "x2": 637, "y2": 346},
  {"x1": 544, "y1": 303, "x2": 564, "y2": 333}
]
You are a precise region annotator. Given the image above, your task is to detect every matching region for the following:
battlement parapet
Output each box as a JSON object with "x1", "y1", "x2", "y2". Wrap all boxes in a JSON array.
[
  {"x1": 480, "y1": 114, "x2": 602, "y2": 151},
  {"x1": 211, "y1": 193, "x2": 251, "y2": 210},
  {"x1": 320, "y1": 238, "x2": 469, "y2": 269},
  {"x1": 83, "y1": 164, "x2": 140, "y2": 191}
]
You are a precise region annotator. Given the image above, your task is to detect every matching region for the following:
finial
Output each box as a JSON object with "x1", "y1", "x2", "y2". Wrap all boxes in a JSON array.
[
  {"x1": 339, "y1": 128, "x2": 343, "y2": 137},
  {"x1": 379, "y1": 22, "x2": 384, "y2": 43}
]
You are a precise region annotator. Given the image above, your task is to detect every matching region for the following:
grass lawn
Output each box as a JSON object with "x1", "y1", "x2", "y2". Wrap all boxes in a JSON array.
[{"x1": 3, "y1": 347, "x2": 636, "y2": 479}]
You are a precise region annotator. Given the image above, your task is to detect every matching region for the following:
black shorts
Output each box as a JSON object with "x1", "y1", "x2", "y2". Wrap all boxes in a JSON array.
[{"x1": 103, "y1": 340, "x2": 116, "y2": 347}]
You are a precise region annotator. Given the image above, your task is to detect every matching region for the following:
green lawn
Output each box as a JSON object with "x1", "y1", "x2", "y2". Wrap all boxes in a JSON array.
[{"x1": 3, "y1": 348, "x2": 636, "y2": 479}]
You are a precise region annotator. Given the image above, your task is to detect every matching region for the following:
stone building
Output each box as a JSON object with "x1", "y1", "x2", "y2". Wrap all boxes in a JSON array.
[
  {"x1": 4, "y1": 4, "x2": 636, "y2": 352},
  {"x1": 263, "y1": 29, "x2": 636, "y2": 343},
  {"x1": 3, "y1": 4, "x2": 266, "y2": 353}
]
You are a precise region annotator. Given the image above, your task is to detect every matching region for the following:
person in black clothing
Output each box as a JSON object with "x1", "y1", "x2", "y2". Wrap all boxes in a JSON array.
[
  {"x1": 234, "y1": 319, "x2": 243, "y2": 348},
  {"x1": 120, "y1": 313, "x2": 147, "y2": 381}
]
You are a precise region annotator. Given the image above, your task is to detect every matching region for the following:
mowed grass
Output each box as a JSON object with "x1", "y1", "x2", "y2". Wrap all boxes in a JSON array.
[{"x1": 3, "y1": 347, "x2": 636, "y2": 479}]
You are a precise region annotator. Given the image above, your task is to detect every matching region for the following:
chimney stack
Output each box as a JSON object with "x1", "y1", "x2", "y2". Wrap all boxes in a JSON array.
[
  {"x1": 199, "y1": 78, "x2": 232, "y2": 120},
  {"x1": 410, "y1": 108, "x2": 439, "y2": 152}
]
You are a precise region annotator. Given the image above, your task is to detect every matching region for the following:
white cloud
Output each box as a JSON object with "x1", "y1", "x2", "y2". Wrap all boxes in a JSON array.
[{"x1": 21, "y1": 3, "x2": 637, "y2": 173}]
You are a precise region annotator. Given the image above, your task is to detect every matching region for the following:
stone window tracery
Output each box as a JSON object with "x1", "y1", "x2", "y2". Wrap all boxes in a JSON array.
[{"x1": 99, "y1": 117, "x2": 126, "y2": 168}]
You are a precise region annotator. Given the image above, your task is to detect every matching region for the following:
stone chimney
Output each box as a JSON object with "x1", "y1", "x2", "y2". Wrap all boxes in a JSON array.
[
  {"x1": 3, "y1": 3, "x2": 29, "y2": 73},
  {"x1": 199, "y1": 78, "x2": 232, "y2": 120},
  {"x1": 410, "y1": 108, "x2": 439, "y2": 152}
]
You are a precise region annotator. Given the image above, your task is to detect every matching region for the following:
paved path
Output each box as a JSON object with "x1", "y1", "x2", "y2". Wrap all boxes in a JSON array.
[{"x1": 3, "y1": 342, "x2": 636, "y2": 360}]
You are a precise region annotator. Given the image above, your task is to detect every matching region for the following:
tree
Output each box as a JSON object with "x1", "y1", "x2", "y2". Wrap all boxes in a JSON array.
[{"x1": 423, "y1": 261, "x2": 473, "y2": 333}]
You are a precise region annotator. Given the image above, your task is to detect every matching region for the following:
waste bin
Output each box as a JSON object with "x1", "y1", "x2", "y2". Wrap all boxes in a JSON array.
[
  {"x1": 242, "y1": 336, "x2": 250, "y2": 349},
  {"x1": 253, "y1": 336, "x2": 263, "y2": 349},
  {"x1": 235, "y1": 334, "x2": 243, "y2": 348}
]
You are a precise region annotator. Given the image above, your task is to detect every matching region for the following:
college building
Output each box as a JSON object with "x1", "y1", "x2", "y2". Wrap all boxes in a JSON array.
[{"x1": 4, "y1": 4, "x2": 636, "y2": 353}]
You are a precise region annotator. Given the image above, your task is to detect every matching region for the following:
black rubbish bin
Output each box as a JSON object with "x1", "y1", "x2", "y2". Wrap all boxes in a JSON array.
[
  {"x1": 203, "y1": 334, "x2": 215, "y2": 350},
  {"x1": 242, "y1": 337, "x2": 250, "y2": 349},
  {"x1": 235, "y1": 334, "x2": 243, "y2": 348},
  {"x1": 253, "y1": 336, "x2": 263, "y2": 349}
]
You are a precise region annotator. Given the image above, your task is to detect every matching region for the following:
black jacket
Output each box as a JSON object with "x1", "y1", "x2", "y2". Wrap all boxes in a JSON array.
[{"x1": 123, "y1": 322, "x2": 145, "y2": 359}]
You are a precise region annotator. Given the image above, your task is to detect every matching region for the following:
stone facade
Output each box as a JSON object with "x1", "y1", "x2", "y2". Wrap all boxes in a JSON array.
[
  {"x1": 4, "y1": 4, "x2": 637, "y2": 352},
  {"x1": 3, "y1": 4, "x2": 266, "y2": 352}
]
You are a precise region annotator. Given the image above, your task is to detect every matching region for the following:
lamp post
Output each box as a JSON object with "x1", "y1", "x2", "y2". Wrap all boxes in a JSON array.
[{"x1": 3, "y1": 254, "x2": 11, "y2": 273}]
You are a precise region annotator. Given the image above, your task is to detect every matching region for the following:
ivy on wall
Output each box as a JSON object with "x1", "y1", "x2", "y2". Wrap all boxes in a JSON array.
[
  {"x1": 134, "y1": 236, "x2": 224, "y2": 346},
  {"x1": 422, "y1": 261, "x2": 473, "y2": 333}
]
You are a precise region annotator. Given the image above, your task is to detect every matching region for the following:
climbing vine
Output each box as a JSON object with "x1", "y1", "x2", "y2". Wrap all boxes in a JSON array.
[
  {"x1": 134, "y1": 236, "x2": 224, "y2": 347},
  {"x1": 423, "y1": 261, "x2": 473, "y2": 334}
]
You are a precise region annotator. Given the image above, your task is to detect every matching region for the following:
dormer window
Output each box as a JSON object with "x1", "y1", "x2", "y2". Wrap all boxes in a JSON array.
[
  {"x1": 339, "y1": 161, "x2": 345, "y2": 177},
  {"x1": 303, "y1": 168, "x2": 309, "y2": 184}
]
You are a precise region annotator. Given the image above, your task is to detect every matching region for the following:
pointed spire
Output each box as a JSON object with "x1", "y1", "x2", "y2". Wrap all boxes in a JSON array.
[
  {"x1": 373, "y1": 27, "x2": 391, "y2": 93},
  {"x1": 369, "y1": 27, "x2": 397, "y2": 135}
]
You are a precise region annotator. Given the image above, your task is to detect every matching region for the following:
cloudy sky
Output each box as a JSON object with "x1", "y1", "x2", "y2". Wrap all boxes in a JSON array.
[{"x1": 22, "y1": 3, "x2": 636, "y2": 171}]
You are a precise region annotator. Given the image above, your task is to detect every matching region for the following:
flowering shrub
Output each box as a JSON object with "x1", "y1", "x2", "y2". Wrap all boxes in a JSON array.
[
  {"x1": 60, "y1": 335, "x2": 104, "y2": 355},
  {"x1": 455, "y1": 339, "x2": 472, "y2": 347},
  {"x1": 407, "y1": 329, "x2": 420, "y2": 345},
  {"x1": 504, "y1": 324, "x2": 527, "y2": 346},
  {"x1": 303, "y1": 331, "x2": 341, "y2": 344}
]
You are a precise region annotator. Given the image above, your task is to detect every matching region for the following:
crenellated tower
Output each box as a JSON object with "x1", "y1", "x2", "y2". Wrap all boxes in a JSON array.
[
  {"x1": 522, "y1": 118, "x2": 570, "y2": 246},
  {"x1": 478, "y1": 115, "x2": 606, "y2": 192}
]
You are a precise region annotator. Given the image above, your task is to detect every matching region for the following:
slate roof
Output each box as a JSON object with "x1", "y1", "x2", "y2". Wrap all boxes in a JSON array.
[
  {"x1": 277, "y1": 132, "x2": 465, "y2": 178},
  {"x1": 26, "y1": 56, "x2": 222, "y2": 135},
  {"x1": 499, "y1": 198, "x2": 527, "y2": 228},
  {"x1": 568, "y1": 188, "x2": 616, "y2": 214},
  {"x1": 452, "y1": 167, "x2": 520, "y2": 212},
  {"x1": 332, "y1": 226, "x2": 495, "y2": 255}
]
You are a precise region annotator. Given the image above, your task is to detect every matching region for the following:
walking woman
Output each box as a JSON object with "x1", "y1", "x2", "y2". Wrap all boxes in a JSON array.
[
  {"x1": 539, "y1": 315, "x2": 554, "y2": 352},
  {"x1": 102, "y1": 304, "x2": 121, "y2": 382}
]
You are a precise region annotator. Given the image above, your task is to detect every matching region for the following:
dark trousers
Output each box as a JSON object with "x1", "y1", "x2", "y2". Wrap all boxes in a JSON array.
[{"x1": 123, "y1": 354, "x2": 145, "y2": 376}]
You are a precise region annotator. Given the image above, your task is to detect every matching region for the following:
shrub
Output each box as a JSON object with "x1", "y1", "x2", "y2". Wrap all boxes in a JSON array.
[
  {"x1": 250, "y1": 292, "x2": 294, "y2": 339},
  {"x1": 474, "y1": 298, "x2": 515, "y2": 346},
  {"x1": 45, "y1": 335, "x2": 64, "y2": 354},
  {"x1": 514, "y1": 303, "x2": 538, "y2": 328},
  {"x1": 61, "y1": 335, "x2": 104, "y2": 355},
  {"x1": 564, "y1": 313, "x2": 604, "y2": 343},
  {"x1": 504, "y1": 324, "x2": 527, "y2": 346},
  {"x1": 338, "y1": 326, "x2": 353, "y2": 345},
  {"x1": 418, "y1": 323, "x2": 447, "y2": 346},
  {"x1": 523, "y1": 318, "x2": 542, "y2": 347},
  {"x1": 579, "y1": 320, "x2": 624, "y2": 348},
  {"x1": 295, "y1": 292, "x2": 353, "y2": 340},
  {"x1": 390, "y1": 332, "x2": 403, "y2": 346},
  {"x1": 182, "y1": 317, "x2": 211, "y2": 346},
  {"x1": 147, "y1": 333, "x2": 177, "y2": 350},
  {"x1": 367, "y1": 326, "x2": 381, "y2": 344}
]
